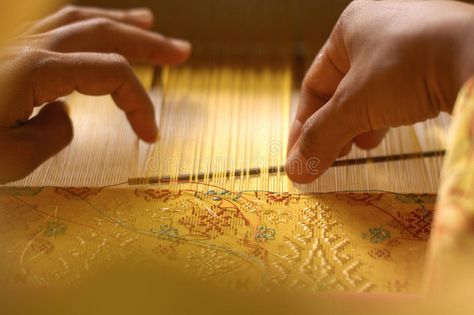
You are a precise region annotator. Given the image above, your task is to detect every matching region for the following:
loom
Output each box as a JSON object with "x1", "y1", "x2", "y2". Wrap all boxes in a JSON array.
[
  {"x1": 9, "y1": 0, "x2": 449, "y2": 192},
  {"x1": 0, "y1": 0, "x2": 453, "y2": 303}
]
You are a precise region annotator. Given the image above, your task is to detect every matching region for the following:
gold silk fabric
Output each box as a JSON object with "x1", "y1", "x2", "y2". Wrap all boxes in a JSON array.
[{"x1": 0, "y1": 187, "x2": 433, "y2": 293}]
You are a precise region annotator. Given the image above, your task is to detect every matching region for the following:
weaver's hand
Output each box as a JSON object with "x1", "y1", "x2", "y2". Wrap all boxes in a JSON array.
[
  {"x1": 286, "y1": 0, "x2": 474, "y2": 183},
  {"x1": 0, "y1": 5, "x2": 191, "y2": 184}
]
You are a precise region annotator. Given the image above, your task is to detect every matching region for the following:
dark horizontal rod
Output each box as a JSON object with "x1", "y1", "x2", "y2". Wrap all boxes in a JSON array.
[{"x1": 128, "y1": 149, "x2": 446, "y2": 185}]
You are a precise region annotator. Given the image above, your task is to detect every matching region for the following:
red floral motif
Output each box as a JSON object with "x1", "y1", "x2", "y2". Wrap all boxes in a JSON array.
[
  {"x1": 368, "y1": 248, "x2": 391, "y2": 260},
  {"x1": 388, "y1": 208, "x2": 433, "y2": 240},
  {"x1": 134, "y1": 189, "x2": 178, "y2": 202},
  {"x1": 336, "y1": 193, "x2": 383, "y2": 206},
  {"x1": 178, "y1": 205, "x2": 246, "y2": 239},
  {"x1": 265, "y1": 192, "x2": 292, "y2": 205},
  {"x1": 54, "y1": 187, "x2": 102, "y2": 200}
]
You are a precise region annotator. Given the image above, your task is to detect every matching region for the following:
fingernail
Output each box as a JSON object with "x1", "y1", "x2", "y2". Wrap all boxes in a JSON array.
[
  {"x1": 169, "y1": 38, "x2": 192, "y2": 52},
  {"x1": 130, "y1": 8, "x2": 153, "y2": 23}
]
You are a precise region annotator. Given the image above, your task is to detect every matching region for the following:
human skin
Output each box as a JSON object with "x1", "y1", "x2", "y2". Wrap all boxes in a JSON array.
[
  {"x1": 286, "y1": 0, "x2": 474, "y2": 183},
  {"x1": 0, "y1": 5, "x2": 191, "y2": 184}
]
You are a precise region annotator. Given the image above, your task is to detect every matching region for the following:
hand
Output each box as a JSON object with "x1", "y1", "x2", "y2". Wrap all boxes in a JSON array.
[
  {"x1": 285, "y1": 0, "x2": 474, "y2": 183},
  {"x1": 0, "y1": 5, "x2": 191, "y2": 184}
]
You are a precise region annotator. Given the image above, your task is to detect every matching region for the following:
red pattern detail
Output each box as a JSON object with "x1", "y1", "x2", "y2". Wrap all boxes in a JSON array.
[
  {"x1": 54, "y1": 187, "x2": 102, "y2": 200},
  {"x1": 179, "y1": 205, "x2": 247, "y2": 239},
  {"x1": 265, "y1": 192, "x2": 292, "y2": 205},
  {"x1": 134, "y1": 189, "x2": 179, "y2": 202},
  {"x1": 336, "y1": 193, "x2": 383, "y2": 206},
  {"x1": 389, "y1": 208, "x2": 433, "y2": 240},
  {"x1": 368, "y1": 248, "x2": 391, "y2": 260}
]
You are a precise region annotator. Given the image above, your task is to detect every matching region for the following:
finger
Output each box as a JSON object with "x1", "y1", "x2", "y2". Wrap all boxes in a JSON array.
[
  {"x1": 288, "y1": 24, "x2": 350, "y2": 155},
  {"x1": 29, "y1": 49, "x2": 158, "y2": 142},
  {"x1": 354, "y1": 129, "x2": 388, "y2": 150},
  {"x1": 40, "y1": 17, "x2": 191, "y2": 65},
  {"x1": 0, "y1": 102, "x2": 73, "y2": 184},
  {"x1": 25, "y1": 5, "x2": 154, "y2": 34},
  {"x1": 285, "y1": 72, "x2": 367, "y2": 183}
]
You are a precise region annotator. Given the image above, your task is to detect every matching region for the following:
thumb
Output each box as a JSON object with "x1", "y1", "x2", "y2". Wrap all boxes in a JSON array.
[
  {"x1": 0, "y1": 102, "x2": 73, "y2": 184},
  {"x1": 285, "y1": 74, "x2": 366, "y2": 184}
]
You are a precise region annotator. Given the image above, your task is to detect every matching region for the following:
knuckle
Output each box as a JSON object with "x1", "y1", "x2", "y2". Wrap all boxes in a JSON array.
[
  {"x1": 28, "y1": 49, "x2": 54, "y2": 68},
  {"x1": 301, "y1": 77, "x2": 331, "y2": 103},
  {"x1": 106, "y1": 53, "x2": 131, "y2": 77},
  {"x1": 107, "y1": 52, "x2": 128, "y2": 66},
  {"x1": 60, "y1": 5, "x2": 83, "y2": 22},
  {"x1": 88, "y1": 17, "x2": 115, "y2": 32},
  {"x1": 338, "y1": 0, "x2": 368, "y2": 34},
  {"x1": 19, "y1": 46, "x2": 41, "y2": 60},
  {"x1": 18, "y1": 47, "x2": 49, "y2": 71},
  {"x1": 341, "y1": 0, "x2": 368, "y2": 18},
  {"x1": 28, "y1": 54, "x2": 61, "y2": 104}
]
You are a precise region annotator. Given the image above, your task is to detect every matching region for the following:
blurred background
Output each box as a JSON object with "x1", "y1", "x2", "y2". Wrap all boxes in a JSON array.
[
  {"x1": 3, "y1": 0, "x2": 474, "y2": 68},
  {"x1": 75, "y1": 0, "x2": 351, "y2": 58}
]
